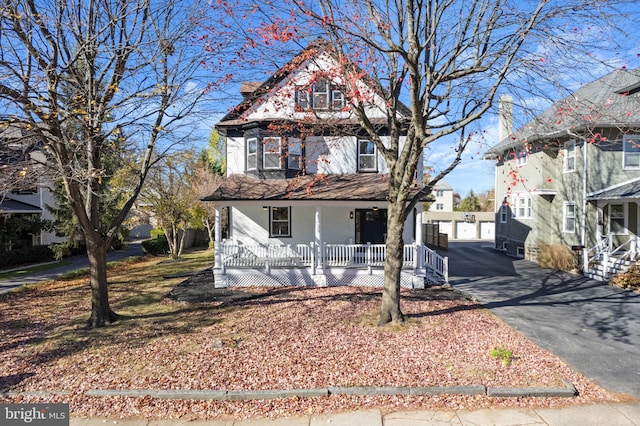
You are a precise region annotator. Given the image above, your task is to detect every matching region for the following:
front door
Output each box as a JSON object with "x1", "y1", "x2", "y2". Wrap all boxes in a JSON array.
[{"x1": 355, "y1": 209, "x2": 387, "y2": 244}]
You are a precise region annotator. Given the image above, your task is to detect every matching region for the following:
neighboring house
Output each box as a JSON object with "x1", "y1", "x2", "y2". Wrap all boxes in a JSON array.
[
  {"x1": 485, "y1": 69, "x2": 640, "y2": 280},
  {"x1": 0, "y1": 121, "x2": 62, "y2": 249},
  {"x1": 203, "y1": 39, "x2": 448, "y2": 288},
  {"x1": 423, "y1": 179, "x2": 495, "y2": 241}
]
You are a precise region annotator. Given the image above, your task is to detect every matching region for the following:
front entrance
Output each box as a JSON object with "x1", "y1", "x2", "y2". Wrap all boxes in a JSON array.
[{"x1": 355, "y1": 209, "x2": 387, "y2": 244}]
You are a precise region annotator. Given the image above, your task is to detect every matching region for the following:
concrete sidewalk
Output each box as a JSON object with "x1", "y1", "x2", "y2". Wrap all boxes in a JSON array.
[{"x1": 70, "y1": 402, "x2": 640, "y2": 425}]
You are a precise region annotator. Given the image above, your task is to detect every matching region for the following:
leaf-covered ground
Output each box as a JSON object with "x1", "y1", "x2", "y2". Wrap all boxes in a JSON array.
[{"x1": 0, "y1": 255, "x2": 621, "y2": 420}]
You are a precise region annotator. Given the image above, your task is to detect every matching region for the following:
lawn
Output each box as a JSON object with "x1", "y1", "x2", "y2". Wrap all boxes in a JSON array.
[{"x1": 0, "y1": 249, "x2": 618, "y2": 420}]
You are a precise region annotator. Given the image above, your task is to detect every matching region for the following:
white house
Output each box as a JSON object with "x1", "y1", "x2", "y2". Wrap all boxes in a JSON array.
[{"x1": 204, "y1": 39, "x2": 448, "y2": 288}]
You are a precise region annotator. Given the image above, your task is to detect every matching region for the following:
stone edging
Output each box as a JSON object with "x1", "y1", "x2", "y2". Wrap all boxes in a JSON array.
[{"x1": 1, "y1": 382, "x2": 576, "y2": 400}]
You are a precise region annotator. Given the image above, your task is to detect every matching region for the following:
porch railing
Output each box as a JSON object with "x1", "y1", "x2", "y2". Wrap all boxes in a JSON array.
[
  {"x1": 219, "y1": 241, "x2": 448, "y2": 283},
  {"x1": 584, "y1": 233, "x2": 640, "y2": 279}
]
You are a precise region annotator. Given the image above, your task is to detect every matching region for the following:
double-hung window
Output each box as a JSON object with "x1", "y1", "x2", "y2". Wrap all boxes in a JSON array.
[
  {"x1": 263, "y1": 137, "x2": 282, "y2": 169},
  {"x1": 246, "y1": 138, "x2": 257, "y2": 170},
  {"x1": 270, "y1": 207, "x2": 291, "y2": 237},
  {"x1": 288, "y1": 138, "x2": 302, "y2": 170},
  {"x1": 358, "y1": 139, "x2": 377, "y2": 172},
  {"x1": 610, "y1": 204, "x2": 626, "y2": 234},
  {"x1": 563, "y1": 202, "x2": 576, "y2": 233},
  {"x1": 623, "y1": 135, "x2": 640, "y2": 169},
  {"x1": 511, "y1": 194, "x2": 532, "y2": 219},
  {"x1": 564, "y1": 141, "x2": 576, "y2": 172},
  {"x1": 500, "y1": 205, "x2": 508, "y2": 223}
]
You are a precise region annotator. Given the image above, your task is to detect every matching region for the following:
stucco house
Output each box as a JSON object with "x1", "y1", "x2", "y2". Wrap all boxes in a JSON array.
[
  {"x1": 204, "y1": 39, "x2": 448, "y2": 288},
  {"x1": 485, "y1": 68, "x2": 640, "y2": 280}
]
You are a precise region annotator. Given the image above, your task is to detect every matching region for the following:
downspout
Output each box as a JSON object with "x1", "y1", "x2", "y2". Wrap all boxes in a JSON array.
[{"x1": 581, "y1": 139, "x2": 588, "y2": 248}]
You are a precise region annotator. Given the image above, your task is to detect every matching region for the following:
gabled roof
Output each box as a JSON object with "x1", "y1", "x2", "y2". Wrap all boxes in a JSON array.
[
  {"x1": 216, "y1": 38, "x2": 410, "y2": 129},
  {"x1": 203, "y1": 173, "x2": 426, "y2": 202},
  {"x1": 486, "y1": 68, "x2": 640, "y2": 157}
]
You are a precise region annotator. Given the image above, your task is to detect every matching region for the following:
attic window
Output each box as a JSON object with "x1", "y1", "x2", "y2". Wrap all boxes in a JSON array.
[{"x1": 296, "y1": 78, "x2": 345, "y2": 111}]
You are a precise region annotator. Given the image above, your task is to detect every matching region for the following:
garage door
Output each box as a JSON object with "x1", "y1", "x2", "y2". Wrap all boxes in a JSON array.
[
  {"x1": 436, "y1": 221, "x2": 452, "y2": 237},
  {"x1": 480, "y1": 222, "x2": 495, "y2": 240},
  {"x1": 456, "y1": 222, "x2": 476, "y2": 240}
]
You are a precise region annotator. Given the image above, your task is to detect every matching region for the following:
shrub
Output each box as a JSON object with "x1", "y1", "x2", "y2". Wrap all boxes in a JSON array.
[
  {"x1": 537, "y1": 243, "x2": 577, "y2": 272},
  {"x1": 142, "y1": 235, "x2": 169, "y2": 255},
  {"x1": 0, "y1": 245, "x2": 55, "y2": 269},
  {"x1": 489, "y1": 346, "x2": 513, "y2": 366},
  {"x1": 611, "y1": 264, "x2": 640, "y2": 291}
]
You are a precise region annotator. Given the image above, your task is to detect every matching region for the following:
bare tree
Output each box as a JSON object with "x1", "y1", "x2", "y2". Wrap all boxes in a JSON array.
[
  {"x1": 0, "y1": 0, "x2": 215, "y2": 327},
  {"x1": 212, "y1": 0, "x2": 636, "y2": 324}
]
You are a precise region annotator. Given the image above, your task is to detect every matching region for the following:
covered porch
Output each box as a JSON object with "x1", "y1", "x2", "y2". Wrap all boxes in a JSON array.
[{"x1": 205, "y1": 174, "x2": 448, "y2": 288}]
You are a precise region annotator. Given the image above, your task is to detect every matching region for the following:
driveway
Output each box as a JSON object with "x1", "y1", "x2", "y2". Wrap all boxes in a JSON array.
[
  {"x1": 445, "y1": 241, "x2": 640, "y2": 399},
  {"x1": 0, "y1": 240, "x2": 144, "y2": 294}
]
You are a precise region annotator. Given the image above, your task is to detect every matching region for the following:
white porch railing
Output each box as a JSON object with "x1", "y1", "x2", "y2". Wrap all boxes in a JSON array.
[
  {"x1": 584, "y1": 233, "x2": 640, "y2": 280},
  {"x1": 219, "y1": 241, "x2": 448, "y2": 283}
]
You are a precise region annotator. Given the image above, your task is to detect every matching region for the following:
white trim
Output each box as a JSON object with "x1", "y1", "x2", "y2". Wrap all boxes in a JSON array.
[
  {"x1": 563, "y1": 140, "x2": 576, "y2": 173},
  {"x1": 623, "y1": 134, "x2": 640, "y2": 170},
  {"x1": 263, "y1": 137, "x2": 282, "y2": 170},
  {"x1": 609, "y1": 203, "x2": 628, "y2": 235},
  {"x1": 246, "y1": 137, "x2": 257, "y2": 171},
  {"x1": 563, "y1": 201, "x2": 576, "y2": 233}
]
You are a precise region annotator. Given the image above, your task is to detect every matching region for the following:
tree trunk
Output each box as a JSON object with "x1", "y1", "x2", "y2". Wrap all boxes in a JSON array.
[
  {"x1": 87, "y1": 240, "x2": 119, "y2": 327},
  {"x1": 379, "y1": 202, "x2": 406, "y2": 325}
]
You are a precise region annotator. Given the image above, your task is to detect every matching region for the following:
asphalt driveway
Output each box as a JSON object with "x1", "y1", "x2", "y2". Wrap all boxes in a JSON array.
[{"x1": 445, "y1": 241, "x2": 640, "y2": 399}]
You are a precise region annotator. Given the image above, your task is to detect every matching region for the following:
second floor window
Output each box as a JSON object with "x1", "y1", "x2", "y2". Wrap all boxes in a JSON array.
[
  {"x1": 511, "y1": 194, "x2": 532, "y2": 219},
  {"x1": 516, "y1": 150, "x2": 527, "y2": 166},
  {"x1": 623, "y1": 135, "x2": 640, "y2": 169},
  {"x1": 288, "y1": 138, "x2": 302, "y2": 170},
  {"x1": 358, "y1": 139, "x2": 377, "y2": 172},
  {"x1": 263, "y1": 137, "x2": 281, "y2": 169},
  {"x1": 436, "y1": 189, "x2": 444, "y2": 197},
  {"x1": 436, "y1": 203, "x2": 444, "y2": 210},
  {"x1": 247, "y1": 138, "x2": 257, "y2": 170},
  {"x1": 564, "y1": 141, "x2": 576, "y2": 172},
  {"x1": 296, "y1": 78, "x2": 345, "y2": 111}
]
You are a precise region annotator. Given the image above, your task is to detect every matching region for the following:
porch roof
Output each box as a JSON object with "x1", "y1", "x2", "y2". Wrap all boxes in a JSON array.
[
  {"x1": 587, "y1": 178, "x2": 640, "y2": 201},
  {"x1": 0, "y1": 198, "x2": 42, "y2": 214},
  {"x1": 202, "y1": 174, "x2": 419, "y2": 202}
]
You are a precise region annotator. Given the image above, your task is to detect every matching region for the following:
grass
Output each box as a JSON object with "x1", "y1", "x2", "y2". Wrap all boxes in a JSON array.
[{"x1": 0, "y1": 261, "x2": 72, "y2": 280}]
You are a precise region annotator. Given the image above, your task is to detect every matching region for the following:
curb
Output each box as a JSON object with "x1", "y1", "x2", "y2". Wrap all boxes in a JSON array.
[{"x1": 75, "y1": 383, "x2": 576, "y2": 400}]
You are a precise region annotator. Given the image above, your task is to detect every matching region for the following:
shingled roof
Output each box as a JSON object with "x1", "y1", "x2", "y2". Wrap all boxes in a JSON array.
[
  {"x1": 485, "y1": 68, "x2": 640, "y2": 157},
  {"x1": 203, "y1": 173, "x2": 425, "y2": 202}
]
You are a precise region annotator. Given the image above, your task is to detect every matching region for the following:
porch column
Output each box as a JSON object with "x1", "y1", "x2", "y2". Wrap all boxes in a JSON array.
[
  {"x1": 214, "y1": 205, "x2": 222, "y2": 270},
  {"x1": 415, "y1": 205, "x2": 424, "y2": 270},
  {"x1": 315, "y1": 205, "x2": 323, "y2": 272}
]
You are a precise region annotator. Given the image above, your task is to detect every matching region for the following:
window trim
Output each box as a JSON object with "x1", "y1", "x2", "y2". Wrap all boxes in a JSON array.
[
  {"x1": 295, "y1": 79, "x2": 345, "y2": 111},
  {"x1": 609, "y1": 203, "x2": 628, "y2": 235},
  {"x1": 511, "y1": 194, "x2": 532, "y2": 219},
  {"x1": 357, "y1": 139, "x2": 378, "y2": 172},
  {"x1": 269, "y1": 206, "x2": 291, "y2": 238},
  {"x1": 246, "y1": 137, "x2": 257, "y2": 171},
  {"x1": 563, "y1": 201, "x2": 576, "y2": 233},
  {"x1": 516, "y1": 150, "x2": 527, "y2": 166},
  {"x1": 563, "y1": 140, "x2": 576, "y2": 173},
  {"x1": 623, "y1": 135, "x2": 640, "y2": 169},
  {"x1": 263, "y1": 137, "x2": 282, "y2": 170},
  {"x1": 288, "y1": 138, "x2": 302, "y2": 170},
  {"x1": 500, "y1": 205, "x2": 508, "y2": 223}
]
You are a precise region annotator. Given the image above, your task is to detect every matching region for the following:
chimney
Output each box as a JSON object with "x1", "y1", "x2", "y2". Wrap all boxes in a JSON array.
[
  {"x1": 498, "y1": 94, "x2": 513, "y2": 142},
  {"x1": 240, "y1": 81, "x2": 262, "y2": 99}
]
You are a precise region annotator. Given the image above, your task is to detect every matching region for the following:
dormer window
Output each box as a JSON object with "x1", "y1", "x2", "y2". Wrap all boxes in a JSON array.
[{"x1": 296, "y1": 78, "x2": 345, "y2": 111}]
